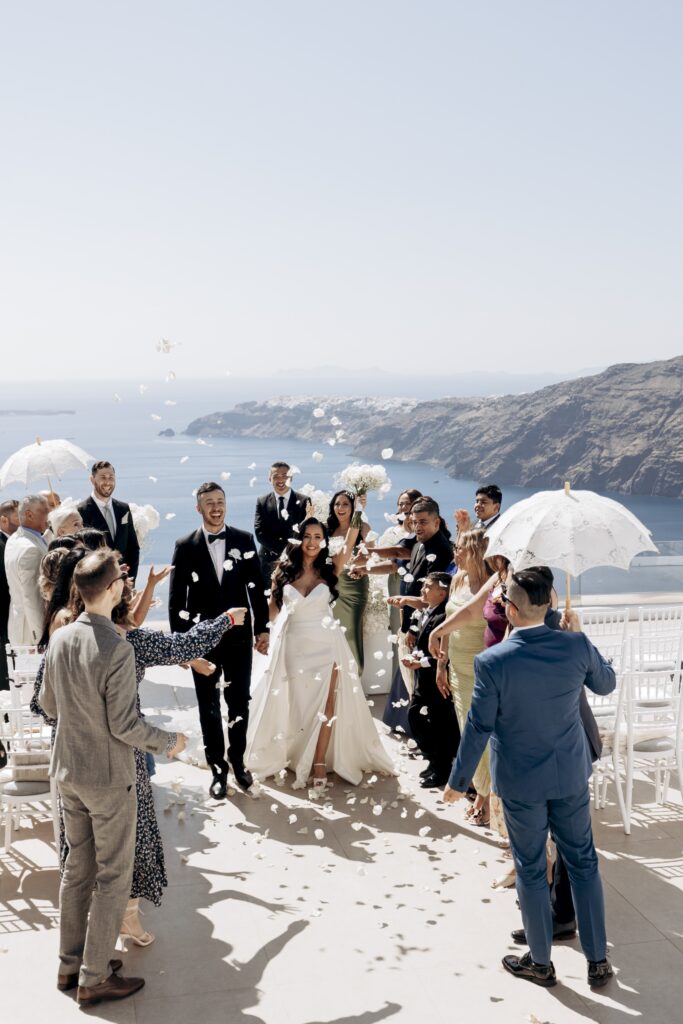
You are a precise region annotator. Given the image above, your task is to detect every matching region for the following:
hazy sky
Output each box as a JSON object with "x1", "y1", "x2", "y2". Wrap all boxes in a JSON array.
[{"x1": 1, "y1": 1, "x2": 681, "y2": 381}]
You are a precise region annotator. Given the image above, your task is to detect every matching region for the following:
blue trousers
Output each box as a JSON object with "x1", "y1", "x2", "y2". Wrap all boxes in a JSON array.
[{"x1": 503, "y1": 786, "x2": 607, "y2": 966}]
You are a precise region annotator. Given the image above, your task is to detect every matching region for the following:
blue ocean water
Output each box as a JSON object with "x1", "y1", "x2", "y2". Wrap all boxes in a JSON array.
[{"x1": 1, "y1": 377, "x2": 681, "y2": 597}]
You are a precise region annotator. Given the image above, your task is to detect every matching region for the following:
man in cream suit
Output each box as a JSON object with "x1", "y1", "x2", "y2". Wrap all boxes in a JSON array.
[
  {"x1": 40, "y1": 549, "x2": 186, "y2": 1006},
  {"x1": 5, "y1": 494, "x2": 49, "y2": 645}
]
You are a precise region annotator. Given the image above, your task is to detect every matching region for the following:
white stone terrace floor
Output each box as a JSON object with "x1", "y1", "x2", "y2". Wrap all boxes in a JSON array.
[{"x1": 2, "y1": 659, "x2": 683, "y2": 1024}]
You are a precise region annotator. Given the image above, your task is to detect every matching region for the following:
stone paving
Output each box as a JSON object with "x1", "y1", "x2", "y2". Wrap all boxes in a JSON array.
[{"x1": 2, "y1": 659, "x2": 683, "y2": 1024}]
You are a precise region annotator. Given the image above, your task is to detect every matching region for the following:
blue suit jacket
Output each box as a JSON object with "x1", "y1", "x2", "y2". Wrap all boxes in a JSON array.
[{"x1": 448, "y1": 625, "x2": 616, "y2": 802}]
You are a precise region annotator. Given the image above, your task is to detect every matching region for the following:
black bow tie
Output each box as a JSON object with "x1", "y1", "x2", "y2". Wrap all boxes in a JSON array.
[{"x1": 207, "y1": 530, "x2": 226, "y2": 544}]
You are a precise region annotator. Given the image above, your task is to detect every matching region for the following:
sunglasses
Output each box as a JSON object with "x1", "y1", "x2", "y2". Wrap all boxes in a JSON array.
[{"x1": 107, "y1": 571, "x2": 128, "y2": 588}]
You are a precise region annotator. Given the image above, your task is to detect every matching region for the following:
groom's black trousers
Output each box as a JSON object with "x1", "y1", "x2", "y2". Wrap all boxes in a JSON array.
[{"x1": 191, "y1": 636, "x2": 252, "y2": 776}]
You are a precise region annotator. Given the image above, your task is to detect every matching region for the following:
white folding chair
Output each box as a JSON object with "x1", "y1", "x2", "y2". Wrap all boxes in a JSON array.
[
  {"x1": 579, "y1": 607, "x2": 629, "y2": 645},
  {"x1": 638, "y1": 605, "x2": 683, "y2": 634},
  {"x1": 611, "y1": 641, "x2": 682, "y2": 834},
  {"x1": 585, "y1": 636, "x2": 626, "y2": 809},
  {"x1": 0, "y1": 704, "x2": 58, "y2": 852},
  {"x1": 632, "y1": 630, "x2": 683, "y2": 674}
]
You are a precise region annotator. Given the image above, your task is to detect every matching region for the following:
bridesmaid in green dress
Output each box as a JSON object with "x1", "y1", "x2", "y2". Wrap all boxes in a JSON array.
[
  {"x1": 327, "y1": 490, "x2": 372, "y2": 673},
  {"x1": 436, "y1": 528, "x2": 492, "y2": 825}
]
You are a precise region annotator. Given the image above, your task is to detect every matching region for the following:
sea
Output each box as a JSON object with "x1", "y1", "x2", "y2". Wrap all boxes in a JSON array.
[{"x1": 1, "y1": 376, "x2": 681, "y2": 599}]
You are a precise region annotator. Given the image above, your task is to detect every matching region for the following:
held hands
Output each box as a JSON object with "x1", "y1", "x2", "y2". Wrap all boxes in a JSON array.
[
  {"x1": 354, "y1": 493, "x2": 368, "y2": 512},
  {"x1": 442, "y1": 784, "x2": 462, "y2": 804},
  {"x1": 168, "y1": 733, "x2": 187, "y2": 759},
  {"x1": 436, "y1": 664, "x2": 450, "y2": 699},
  {"x1": 226, "y1": 607, "x2": 248, "y2": 626},
  {"x1": 254, "y1": 632, "x2": 270, "y2": 655},
  {"x1": 401, "y1": 656, "x2": 422, "y2": 670},
  {"x1": 428, "y1": 630, "x2": 443, "y2": 659}
]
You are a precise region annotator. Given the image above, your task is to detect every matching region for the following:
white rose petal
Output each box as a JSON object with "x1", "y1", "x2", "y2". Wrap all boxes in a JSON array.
[
  {"x1": 244, "y1": 551, "x2": 255, "y2": 559},
  {"x1": 149, "y1": 475, "x2": 158, "y2": 483},
  {"x1": 220, "y1": 471, "x2": 231, "y2": 480},
  {"x1": 419, "y1": 706, "x2": 429, "y2": 716},
  {"x1": 151, "y1": 413, "x2": 162, "y2": 421},
  {"x1": 312, "y1": 451, "x2": 324, "y2": 462},
  {"x1": 191, "y1": 572, "x2": 199, "y2": 582},
  {"x1": 381, "y1": 448, "x2": 394, "y2": 460},
  {"x1": 165, "y1": 512, "x2": 176, "y2": 520},
  {"x1": 313, "y1": 407, "x2": 325, "y2": 418},
  {"x1": 180, "y1": 456, "x2": 189, "y2": 464},
  {"x1": 249, "y1": 477, "x2": 257, "y2": 487},
  {"x1": 223, "y1": 559, "x2": 234, "y2": 571},
  {"x1": 426, "y1": 554, "x2": 437, "y2": 563},
  {"x1": 314, "y1": 828, "x2": 325, "y2": 840},
  {"x1": 418, "y1": 826, "x2": 431, "y2": 837},
  {"x1": 178, "y1": 610, "x2": 190, "y2": 620}
]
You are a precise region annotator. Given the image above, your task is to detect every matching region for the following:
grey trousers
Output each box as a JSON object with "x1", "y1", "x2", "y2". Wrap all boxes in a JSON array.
[{"x1": 58, "y1": 780, "x2": 137, "y2": 987}]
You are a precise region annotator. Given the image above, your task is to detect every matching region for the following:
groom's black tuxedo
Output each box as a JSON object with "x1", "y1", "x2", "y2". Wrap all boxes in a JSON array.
[
  {"x1": 76, "y1": 496, "x2": 140, "y2": 583},
  {"x1": 254, "y1": 490, "x2": 309, "y2": 580},
  {"x1": 169, "y1": 525, "x2": 268, "y2": 776}
]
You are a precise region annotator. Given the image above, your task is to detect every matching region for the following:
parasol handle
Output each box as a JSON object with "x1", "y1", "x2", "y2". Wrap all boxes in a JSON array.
[{"x1": 565, "y1": 572, "x2": 572, "y2": 611}]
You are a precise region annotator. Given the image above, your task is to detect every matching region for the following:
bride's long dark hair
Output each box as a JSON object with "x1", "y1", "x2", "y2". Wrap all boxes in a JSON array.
[{"x1": 271, "y1": 517, "x2": 339, "y2": 609}]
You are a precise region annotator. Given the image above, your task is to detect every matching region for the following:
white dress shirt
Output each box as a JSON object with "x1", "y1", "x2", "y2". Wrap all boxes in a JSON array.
[
  {"x1": 92, "y1": 492, "x2": 117, "y2": 538},
  {"x1": 203, "y1": 524, "x2": 226, "y2": 584},
  {"x1": 274, "y1": 489, "x2": 291, "y2": 517}
]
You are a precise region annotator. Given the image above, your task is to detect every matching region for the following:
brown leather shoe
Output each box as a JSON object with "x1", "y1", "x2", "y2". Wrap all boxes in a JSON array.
[
  {"x1": 77, "y1": 973, "x2": 144, "y2": 1006},
  {"x1": 57, "y1": 959, "x2": 123, "y2": 992}
]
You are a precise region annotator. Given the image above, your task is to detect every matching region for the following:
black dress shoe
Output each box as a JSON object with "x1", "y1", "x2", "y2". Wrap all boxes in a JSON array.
[
  {"x1": 58, "y1": 959, "x2": 123, "y2": 991},
  {"x1": 232, "y1": 764, "x2": 254, "y2": 791},
  {"x1": 419, "y1": 765, "x2": 433, "y2": 779},
  {"x1": 588, "y1": 958, "x2": 613, "y2": 988},
  {"x1": 502, "y1": 951, "x2": 556, "y2": 987},
  {"x1": 511, "y1": 919, "x2": 577, "y2": 944},
  {"x1": 209, "y1": 774, "x2": 227, "y2": 799},
  {"x1": 420, "y1": 773, "x2": 448, "y2": 788},
  {"x1": 77, "y1": 974, "x2": 145, "y2": 1006}
]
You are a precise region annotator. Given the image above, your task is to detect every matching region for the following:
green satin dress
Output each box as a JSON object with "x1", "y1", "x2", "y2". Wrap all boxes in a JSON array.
[
  {"x1": 446, "y1": 584, "x2": 491, "y2": 797},
  {"x1": 334, "y1": 562, "x2": 370, "y2": 674}
]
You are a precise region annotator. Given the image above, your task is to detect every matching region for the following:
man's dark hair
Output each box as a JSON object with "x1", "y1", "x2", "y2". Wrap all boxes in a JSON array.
[
  {"x1": 196, "y1": 481, "x2": 225, "y2": 500},
  {"x1": 270, "y1": 461, "x2": 290, "y2": 472},
  {"x1": 73, "y1": 549, "x2": 120, "y2": 602},
  {"x1": 91, "y1": 460, "x2": 114, "y2": 475},
  {"x1": 75, "y1": 527, "x2": 109, "y2": 551},
  {"x1": 476, "y1": 484, "x2": 502, "y2": 505},
  {"x1": 410, "y1": 497, "x2": 440, "y2": 517},
  {"x1": 510, "y1": 566, "x2": 553, "y2": 607},
  {"x1": 0, "y1": 498, "x2": 19, "y2": 517},
  {"x1": 426, "y1": 571, "x2": 452, "y2": 592}
]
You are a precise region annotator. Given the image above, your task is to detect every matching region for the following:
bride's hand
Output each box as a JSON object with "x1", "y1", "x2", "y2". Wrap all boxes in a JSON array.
[{"x1": 188, "y1": 658, "x2": 216, "y2": 677}]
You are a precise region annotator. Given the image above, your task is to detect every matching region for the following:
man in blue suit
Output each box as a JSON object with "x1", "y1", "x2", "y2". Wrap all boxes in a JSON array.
[{"x1": 444, "y1": 568, "x2": 616, "y2": 989}]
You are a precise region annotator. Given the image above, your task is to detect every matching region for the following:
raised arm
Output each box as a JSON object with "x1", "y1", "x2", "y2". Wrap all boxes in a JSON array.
[
  {"x1": 128, "y1": 614, "x2": 232, "y2": 671},
  {"x1": 131, "y1": 565, "x2": 173, "y2": 626},
  {"x1": 428, "y1": 575, "x2": 497, "y2": 657}
]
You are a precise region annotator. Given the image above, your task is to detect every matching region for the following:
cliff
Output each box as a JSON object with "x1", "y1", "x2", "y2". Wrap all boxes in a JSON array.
[{"x1": 184, "y1": 356, "x2": 683, "y2": 498}]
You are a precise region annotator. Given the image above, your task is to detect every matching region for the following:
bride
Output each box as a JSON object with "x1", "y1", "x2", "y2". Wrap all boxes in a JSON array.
[{"x1": 245, "y1": 517, "x2": 395, "y2": 789}]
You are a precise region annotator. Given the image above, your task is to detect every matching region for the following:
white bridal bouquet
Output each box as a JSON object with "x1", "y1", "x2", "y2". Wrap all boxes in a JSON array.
[{"x1": 337, "y1": 464, "x2": 392, "y2": 498}]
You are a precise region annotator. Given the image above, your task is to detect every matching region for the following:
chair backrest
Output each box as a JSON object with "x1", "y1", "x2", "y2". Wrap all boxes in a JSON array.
[
  {"x1": 5, "y1": 643, "x2": 42, "y2": 710},
  {"x1": 588, "y1": 636, "x2": 628, "y2": 675},
  {"x1": 579, "y1": 608, "x2": 629, "y2": 644},
  {"x1": 638, "y1": 605, "x2": 683, "y2": 632},
  {"x1": 631, "y1": 630, "x2": 683, "y2": 674},
  {"x1": 614, "y1": 640, "x2": 682, "y2": 743}
]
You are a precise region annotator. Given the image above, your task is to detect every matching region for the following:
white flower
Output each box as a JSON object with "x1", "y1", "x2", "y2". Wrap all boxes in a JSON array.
[
  {"x1": 164, "y1": 512, "x2": 176, "y2": 520},
  {"x1": 300, "y1": 483, "x2": 331, "y2": 521},
  {"x1": 312, "y1": 451, "x2": 324, "y2": 462},
  {"x1": 381, "y1": 448, "x2": 394, "y2": 460},
  {"x1": 220, "y1": 471, "x2": 231, "y2": 480},
  {"x1": 337, "y1": 464, "x2": 391, "y2": 497},
  {"x1": 330, "y1": 416, "x2": 342, "y2": 426},
  {"x1": 228, "y1": 548, "x2": 242, "y2": 559},
  {"x1": 313, "y1": 407, "x2": 325, "y2": 418},
  {"x1": 180, "y1": 456, "x2": 189, "y2": 464}
]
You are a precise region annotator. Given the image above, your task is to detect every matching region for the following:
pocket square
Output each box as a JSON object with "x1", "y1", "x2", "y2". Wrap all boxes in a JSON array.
[{"x1": 121, "y1": 512, "x2": 129, "y2": 524}]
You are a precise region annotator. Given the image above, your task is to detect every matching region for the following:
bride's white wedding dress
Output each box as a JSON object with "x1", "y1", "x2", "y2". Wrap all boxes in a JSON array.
[{"x1": 246, "y1": 582, "x2": 395, "y2": 787}]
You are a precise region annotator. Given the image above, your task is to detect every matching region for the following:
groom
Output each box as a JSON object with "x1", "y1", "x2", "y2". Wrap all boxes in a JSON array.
[{"x1": 169, "y1": 481, "x2": 269, "y2": 798}]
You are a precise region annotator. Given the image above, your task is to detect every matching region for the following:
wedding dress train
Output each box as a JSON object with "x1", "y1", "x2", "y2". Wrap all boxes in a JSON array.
[{"x1": 246, "y1": 583, "x2": 395, "y2": 786}]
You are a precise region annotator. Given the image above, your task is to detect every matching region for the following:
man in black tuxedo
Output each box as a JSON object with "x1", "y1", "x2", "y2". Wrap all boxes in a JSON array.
[
  {"x1": 254, "y1": 462, "x2": 310, "y2": 582},
  {"x1": 454, "y1": 484, "x2": 503, "y2": 538},
  {"x1": 169, "y1": 481, "x2": 269, "y2": 798},
  {"x1": 77, "y1": 461, "x2": 140, "y2": 583},
  {"x1": 0, "y1": 499, "x2": 20, "y2": 691}
]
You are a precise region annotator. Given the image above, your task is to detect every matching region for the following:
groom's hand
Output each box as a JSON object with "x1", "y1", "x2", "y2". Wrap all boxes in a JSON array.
[{"x1": 254, "y1": 632, "x2": 269, "y2": 655}]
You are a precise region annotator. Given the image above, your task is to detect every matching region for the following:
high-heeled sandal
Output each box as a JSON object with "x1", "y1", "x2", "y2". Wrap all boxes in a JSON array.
[
  {"x1": 120, "y1": 906, "x2": 155, "y2": 947},
  {"x1": 312, "y1": 762, "x2": 327, "y2": 788}
]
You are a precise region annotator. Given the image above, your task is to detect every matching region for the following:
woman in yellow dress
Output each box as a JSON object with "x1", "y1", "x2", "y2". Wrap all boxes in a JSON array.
[{"x1": 436, "y1": 528, "x2": 492, "y2": 826}]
